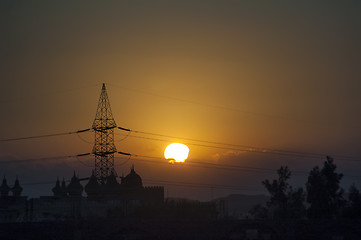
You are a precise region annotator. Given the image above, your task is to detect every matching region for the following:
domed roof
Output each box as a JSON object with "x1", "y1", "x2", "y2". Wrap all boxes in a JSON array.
[
  {"x1": 105, "y1": 171, "x2": 121, "y2": 197},
  {"x1": 106, "y1": 171, "x2": 119, "y2": 187},
  {"x1": 85, "y1": 171, "x2": 100, "y2": 197},
  {"x1": 123, "y1": 165, "x2": 143, "y2": 189},
  {"x1": 67, "y1": 171, "x2": 83, "y2": 196}
]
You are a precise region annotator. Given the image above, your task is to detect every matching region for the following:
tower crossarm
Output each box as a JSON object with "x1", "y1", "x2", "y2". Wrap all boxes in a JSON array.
[{"x1": 93, "y1": 151, "x2": 117, "y2": 156}]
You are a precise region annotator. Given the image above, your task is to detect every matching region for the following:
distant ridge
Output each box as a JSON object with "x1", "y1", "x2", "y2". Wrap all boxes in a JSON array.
[{"x1": 214, "y1": 194, "x2": 269, "y2": 219}]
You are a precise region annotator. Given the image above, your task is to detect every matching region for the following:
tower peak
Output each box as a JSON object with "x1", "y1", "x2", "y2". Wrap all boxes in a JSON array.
[{"x1": 92, "y1": 84, "x2": 117, "y2": 182}]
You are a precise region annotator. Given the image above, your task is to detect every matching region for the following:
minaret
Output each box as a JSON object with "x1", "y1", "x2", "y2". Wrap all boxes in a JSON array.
[
  {"x1": 92, "y1": 83, "x2": 117, "y2": 183},
  {"x1": 61, "y1": 178, "x2": 67, "y2": 197},
  {"x1": 11, "y1": 177, "x2": 23, "y2": 197},
  {"x1": 52, "y1": 177, "x2": 62, "y2": 197},
  {"x1": 0, "y1": 176, "x2": 10, "y2": 197}
]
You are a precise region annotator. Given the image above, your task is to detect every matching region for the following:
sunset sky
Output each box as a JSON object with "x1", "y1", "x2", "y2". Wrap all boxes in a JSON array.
[{"x1": 1, "y1": 1, "x2": 361, "y2": 200}]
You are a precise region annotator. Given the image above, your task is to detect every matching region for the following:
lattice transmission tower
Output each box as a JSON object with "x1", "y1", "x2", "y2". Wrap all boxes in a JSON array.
[{"x1": 92, "y1": 83, "x2": 117, "y2": 183}]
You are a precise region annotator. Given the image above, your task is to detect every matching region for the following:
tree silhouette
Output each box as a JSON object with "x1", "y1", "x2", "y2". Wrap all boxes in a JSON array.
[
  {"x1": 344, "y1": 184, "x2": 361, "y2": 218},
  {"x1": 306, "y1": 156, "x2": 344, "y2": 219},
  {"x1": 287, "y1": 187, "x2": 306, "y2": 218},
  {"x1": 262, "y1": 166, "x2": 305, "y2": 219},
  {"x1": 249, "y1": 204, "x2": 268, "y2": 219}
]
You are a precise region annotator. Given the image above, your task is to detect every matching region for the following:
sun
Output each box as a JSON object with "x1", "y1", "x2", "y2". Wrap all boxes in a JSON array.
[{"x1": 164, "y1": 143, "x2": 189, "y2": 164}]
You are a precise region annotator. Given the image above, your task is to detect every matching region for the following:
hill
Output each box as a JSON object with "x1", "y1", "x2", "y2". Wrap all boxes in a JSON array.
[{"x1": 215, "y1": 194, "x2": 268, "y2": 219}]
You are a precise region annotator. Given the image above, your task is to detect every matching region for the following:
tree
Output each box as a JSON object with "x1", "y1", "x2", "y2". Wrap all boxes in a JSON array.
[
  {"x1": 344, "y1": 184, "x2": 361, "y2": 218},
  {"x1": 306, "y1": 156, "x2": 344, "y2": 219},
  {"x1": 249, "y1": 204, "x2": 268, "y2": 219},
  {"x1": 262, "y1": 166, "x2": 305, "y2": 219},
  {"x1": 288, "y1": 187, "x2": 306, "y2": 218}
]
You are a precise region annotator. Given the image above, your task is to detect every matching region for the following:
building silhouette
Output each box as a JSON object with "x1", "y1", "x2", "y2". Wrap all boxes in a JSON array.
[
  {"x1": 0, "y1": 166, "x2": 164, "y2": 222},
  {"x1": 0, "y1": 84, "x2": 164, "y2": 221},
  {"x1": 0, "y1": 177, "x2": 27, "y2": 222},
  {"x1": 27, "y1": 165, "x2": 164, "y2": 221}
]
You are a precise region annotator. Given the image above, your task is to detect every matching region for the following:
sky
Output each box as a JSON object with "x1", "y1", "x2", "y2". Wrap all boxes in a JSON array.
[{"x1": 1, "y1": 1, "x2": 361, "y2": 201}]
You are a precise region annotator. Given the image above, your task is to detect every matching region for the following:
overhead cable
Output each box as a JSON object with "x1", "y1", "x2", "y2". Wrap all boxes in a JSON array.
[
  {"x1": 0, "y1": 128, "x2": 92, "y2": 142},
  {"x1": 121, "y1": 153, "x2": 361, "y2": 179},
  {"x1": 107, "y1": 83, "x2": 360, "y2": 130},
  {"x1": 142, "y1": 178, "x2": 263, "y2": 191},
  {"x1": 19, "y1": 177, "x2": 264, "y2": 192},
  {"x1": 0, "y1": 153, "x2": 91, "y2": 164},
  {"x1": 116, "y1": 128, "x2": 361, "y2": 162}
]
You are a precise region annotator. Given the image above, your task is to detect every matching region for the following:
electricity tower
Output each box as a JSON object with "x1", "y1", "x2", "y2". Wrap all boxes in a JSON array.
[{"x1": 92, "y1": 83, "x2": 117, "y2": 183}]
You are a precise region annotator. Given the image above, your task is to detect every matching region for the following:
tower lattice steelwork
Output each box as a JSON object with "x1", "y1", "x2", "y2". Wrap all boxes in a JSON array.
[{"x1": 92, "y1": 83, "x2": 117, "y2": 183}]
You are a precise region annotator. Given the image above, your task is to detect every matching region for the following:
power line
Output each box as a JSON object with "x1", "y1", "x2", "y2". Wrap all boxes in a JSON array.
[
  {"x1": 132, "y1": 130, "x2": 359, "y2": 160},
  {"x1": 107, "y1": 83, "x2": 360, "y2": 130},
  {"x1": 114, "y1": 155, "x2": 132, "y2": 166},
  {"x1": 0, "y1": 83, "x2": 101, "y2": 105},
  {"x1": 76, "y1": 133, "x2": 93, "y2": 144},
  {"x1": 2, "y1": 151, "x2": 359, "y2": 180},
  {"x1": 74, "y1": 155, "x2": 93, "y2": 168},
  {"x1": 0, "y1": 128, "x2": 92, "y2": 142},
  {"x1": 21, "y1": 181, "x2": 63, "y2": 186},
  {"x1": 118, "y1": 153, "x2": 361, "y2": 179},
  {"x1": 126, "y1": 154, "x2": 296, "y2": 175},
  {"x1": 0, "y1": 116, "x2": 357, "y2": 181},
  {"x1": 116, "y1": 128, "x2": 361, "y2": 162},
  {"x1": 0, "y1": 153, "x2": 91, "y2": 164},
  {"x1": 105, "y1": 83, "x2": 297, "y2": 121},
  {"x1": 0, "y1": 123, "x2": 358, "y2": 164},
  {"x1": 18, "y1": 177, "x2": 264, "y2": 192},
  {"x1": 142, "y1": 179, "x2": 263, "y2": 192}
]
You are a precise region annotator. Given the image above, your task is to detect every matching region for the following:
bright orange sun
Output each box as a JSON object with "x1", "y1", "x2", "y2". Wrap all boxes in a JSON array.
[{"x1": 164, "y1": 143, "x2": 189, "y2": 164}]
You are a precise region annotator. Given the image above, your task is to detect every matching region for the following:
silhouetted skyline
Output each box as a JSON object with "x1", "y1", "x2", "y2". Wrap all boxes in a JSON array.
[{"x1": 1, "y1": 1, "x2": 361, "y2": 200}]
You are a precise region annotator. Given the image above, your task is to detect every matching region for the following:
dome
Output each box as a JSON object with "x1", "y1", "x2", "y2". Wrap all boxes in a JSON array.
[
  {"x1": 85, "y1": 171, "x2": 100, "y2": 198},
  {"x1": 106, "y1": 172, "x2": 119, "y2": 187},
  {"x1": 67, "y1": 171, "x2": 83, "y2": 197},
  {"x1": 105, "y1": 171, "x2": 120, "y2": 197},
  {"x1": 123, "y1": 165, "x2": 143, "y2": 189}
]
